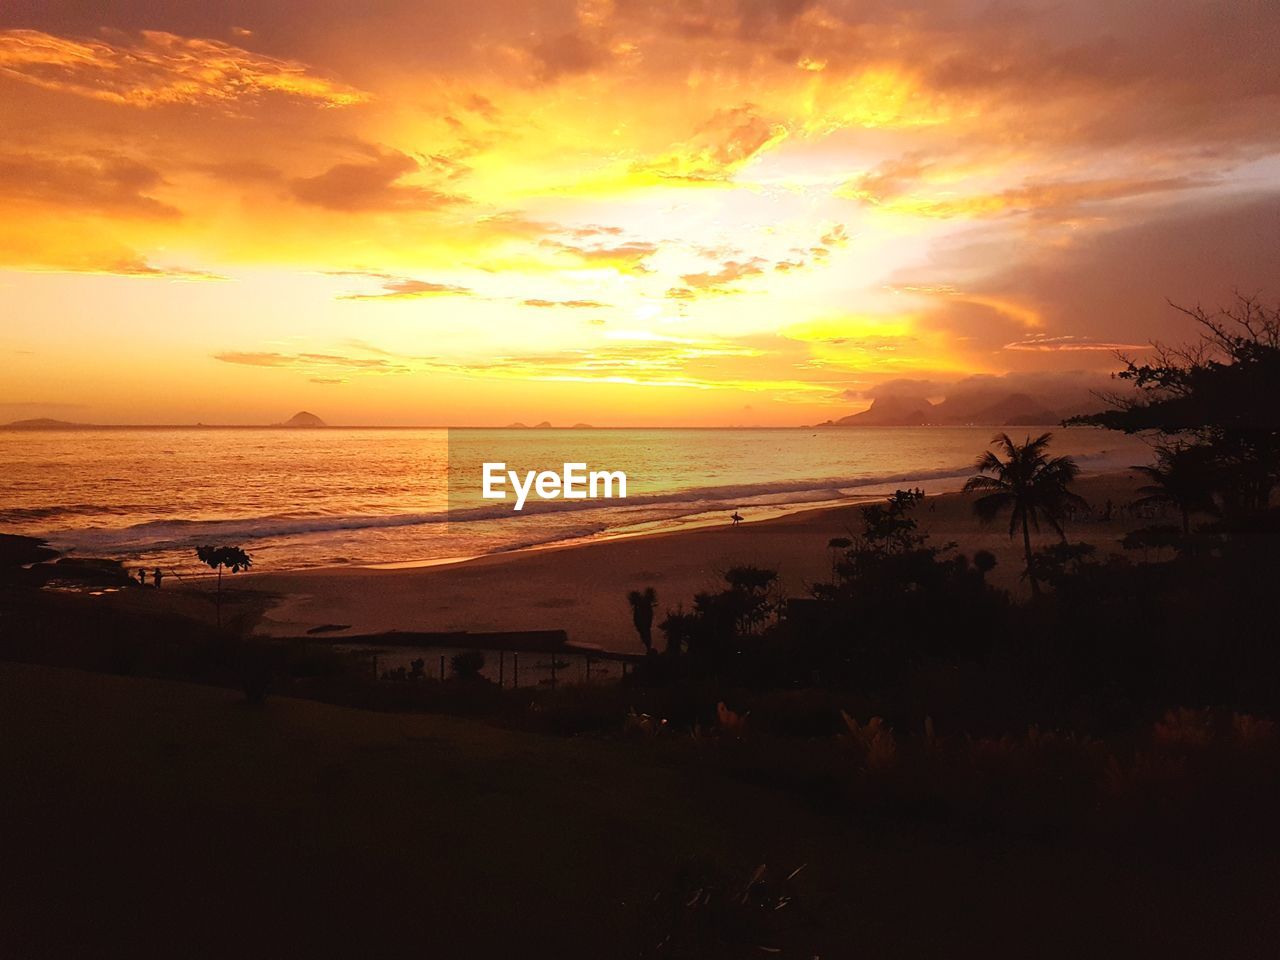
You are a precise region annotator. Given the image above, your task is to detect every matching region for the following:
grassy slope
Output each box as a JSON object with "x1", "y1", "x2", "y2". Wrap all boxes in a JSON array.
[{"x1": 2, "y1": 663, "x2": 1278, "y2": 959}]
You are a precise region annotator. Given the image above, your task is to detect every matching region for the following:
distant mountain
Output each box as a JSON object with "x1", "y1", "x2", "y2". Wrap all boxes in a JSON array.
[
  {"x1": 932, "y1": 392, "x2": 1059, "y2": 426},
  {"x1": 276, "y1": 411, "x2": 327, "y2": 428},
  {"x1": 819, "y1": 396, "x2": 935, "y2": 427},
  {"x1": 1, "y1": 418, "x2": 89, "y2": 429},
  {"x1": 570, "y1": 423, "x2": 594, "y2": 429},
  {"x1": 817, "y1": 390, "x2": 1077, "y2": 427}
]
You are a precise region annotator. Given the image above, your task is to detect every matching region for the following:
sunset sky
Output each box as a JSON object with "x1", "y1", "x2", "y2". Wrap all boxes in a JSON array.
[{"x1": 1, "y1": 1, "x2": 1277, "y2": 425}]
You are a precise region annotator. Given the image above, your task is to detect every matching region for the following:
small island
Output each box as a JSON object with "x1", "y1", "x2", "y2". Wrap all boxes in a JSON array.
[{"x1": 274, "y1": 411, "x2": 327, "y2": 428}]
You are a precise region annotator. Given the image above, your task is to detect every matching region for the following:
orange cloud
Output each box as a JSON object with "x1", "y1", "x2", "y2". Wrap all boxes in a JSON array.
[
  {"x1": 291, "y1": 146, "x2": 468, "y2": 212},
  {"x1": 881, "y1": 176, "x2": 1211, "y2": 220},
  {"x1": 634, "y1": 105, "x2": 787, "y2": 182},
  {"x1": 842, "y1": 156, "x2": 935, "y2": 205},
  {"x1": 0, "y1": 29, "x2": 369, "y2": 108},
  {"x1": 531, "y1": 32, "x2": 608, "y2": 81},
  {"x1": 0, "y1": 152, "x2": 177, "y2": 217},
  {"x1": 0, "y1": 239, "x2": 226, "y2": 279},
  {"x1": 544, "y1": 240, "x2": 657, "y2": 275},
  {"x1": 85, "y1": 257, "x2": 227, "y2": 281},
  {"x1": 331, "y1": 273, "x2": 472, "y2": 300},
  {"x1": 213, "y1": 351, "x2": 412, "y2": 374},
  {"x1": 1003, "y1": 336, "x2": 1151, "y2": 352},
  {"x1": 675, "y1": 258, "x2": 767, "y2": 295}
]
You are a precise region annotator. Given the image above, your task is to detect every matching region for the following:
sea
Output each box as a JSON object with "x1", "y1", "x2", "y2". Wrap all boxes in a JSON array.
[{"x1": 0, "y1": 426, "x2": 1150, "y2": 577}]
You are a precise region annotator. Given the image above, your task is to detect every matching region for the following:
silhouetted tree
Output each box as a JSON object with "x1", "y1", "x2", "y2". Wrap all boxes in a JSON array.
[
  {"x1": 1073, "y1": 294, "x2": 1280, "y2": 515},
  {"x1": 1133, "y1": 444, "x2": 1219, "y2": 535},
  {"x1": 859, "y1": 488, "x2": 927, "y2": 553},
  {"x1": 963, "y1": 433, "x2": 1084, "y2": 597},
  {"x1": 658, "y1": 606, "x2": 695, "y2": 658},
  {"x1": 973, "y1": 549, "x2": 997, "y2": 582},
  {"x1": 627, "y1": 587, "x2": 658, "y2": 653},
  {"x1": 1027, "y1": 541, "x2": 1100, "y2": 590},
  {"x1": 814, "y1": 490, "x2": 942, "y2": 604},
  {"x1": 827, "y1": 537, "x2": 851, "y2": 578},
  {"x1": 1120, "y1": 524, "x2": 1183, "y2": 560},
  {"x1": 657, "y1": 567, "x2": 779, "y2": 680},
  {"x1": 195, "y1": 545, "x2": 252, "y2": 627},
  {"x1": 451, "y1": 650, "x2": 486, "y2": 681},
  {"x1": 722, "y1": 566, "x2": 779, "y2": 635},
  {"x1": 799, "y1": 489, "x2": 1007, "y2": 686}
]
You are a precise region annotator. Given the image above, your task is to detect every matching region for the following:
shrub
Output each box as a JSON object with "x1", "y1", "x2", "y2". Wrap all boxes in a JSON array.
[{"x1": 450, "y1": 650, "x2": 486, "y2": 680}]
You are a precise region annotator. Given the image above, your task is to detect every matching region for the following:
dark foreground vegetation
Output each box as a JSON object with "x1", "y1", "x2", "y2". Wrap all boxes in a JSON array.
[{"x1": 3, "y1": 297, "x2": 1280, "y2": 957}]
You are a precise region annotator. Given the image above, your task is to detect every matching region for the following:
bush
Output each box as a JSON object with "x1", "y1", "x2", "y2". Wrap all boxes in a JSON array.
[{"x1": 450, "y1": 650, "x2": 486, "y2": 680}]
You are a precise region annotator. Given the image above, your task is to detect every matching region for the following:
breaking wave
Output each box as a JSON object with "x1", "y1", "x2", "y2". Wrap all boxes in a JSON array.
[{"x1": 41, "y1": 448, "x2": 1128, "y2": 558}]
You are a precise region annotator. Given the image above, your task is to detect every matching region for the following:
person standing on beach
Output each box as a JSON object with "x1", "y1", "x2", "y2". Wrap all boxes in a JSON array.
[
  {"x1": 153, "y1": 568, "x2": 163, "y2": 589},
  {"x1": 137, "y1": 569, "x2": 147, "y2": 586}
]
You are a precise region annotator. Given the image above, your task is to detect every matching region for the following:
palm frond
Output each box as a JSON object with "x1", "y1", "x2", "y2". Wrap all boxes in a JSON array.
[
  {"x1": 963, "y1": 474, "x2": 1007, "y2": 493},
  {"x1": 1131, "y1": 464, "x2": 1164, "y2": 482},
  {"x1": 971, "y1": 450, "x2": 1005, "y2": 475},
  {"x1": 1042, "y1": 454, "x2": 1081, "y2": 482}
]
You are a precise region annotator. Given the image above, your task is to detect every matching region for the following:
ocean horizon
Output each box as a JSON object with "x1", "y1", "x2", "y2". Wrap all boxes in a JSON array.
[{"x1": 1, "y1": 425, "x2": 1150, "y2": 577}]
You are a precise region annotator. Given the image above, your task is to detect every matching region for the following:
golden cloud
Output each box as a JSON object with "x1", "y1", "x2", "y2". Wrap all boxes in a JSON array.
[
  {"x1": 0, "y1": 241, "x2": 226, "y2": 280},
  {"x1": 633, "y1": 105, "x2": 788, "y2": 182},
  {"x1": 1003, "y1": 335, "x2": 1150, "y2": 352},
  {"x1": 213, "y1": 351, "x2": 411, "y2": 374},
  {"x1": 330, "y1": 272, "x2": 472, "y2": 300},
  {"x1": 521, "y1": 298, "x2": 610, "y2": 308},
  {"x1": 676, "y1": 257, "x2": 767, "y2": 295},
  {"x1": 0, "y1": 29, "x2": 370, "y2": 108},
  {"x1": 544, "y1": 240, "x2": 657, "y2": 275}
]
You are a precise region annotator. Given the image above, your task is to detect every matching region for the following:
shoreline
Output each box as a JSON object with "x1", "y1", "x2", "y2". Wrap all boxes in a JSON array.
[
  {"x1": 234, "y1": 467, "x2": 1150, "y2": 654},
  {"x1": 9, "y1": 427, "x2": 1145, "y2": 577},
  {"x1": 167, "y1": 465, "x2": 1032, "y2": 580},
  {"x1": 248, "y1": 459, "x2": 1126, "y2": 577}
]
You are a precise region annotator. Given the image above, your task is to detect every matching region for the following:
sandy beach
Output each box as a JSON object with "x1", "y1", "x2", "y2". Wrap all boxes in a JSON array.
[{"x1": 239, "y1": 469, "x2": 1150, "y2": 653}]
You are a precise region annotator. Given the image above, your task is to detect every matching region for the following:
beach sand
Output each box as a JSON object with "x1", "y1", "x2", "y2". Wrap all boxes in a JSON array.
[{"x1": 239, "y1": 470, "x2": 1151, "y2": 653}]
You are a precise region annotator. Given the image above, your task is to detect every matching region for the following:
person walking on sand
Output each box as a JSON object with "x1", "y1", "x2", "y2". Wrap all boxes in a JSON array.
[
  {"x1": 731, "y1": 510, "x2": 743, "y2": 526},
  {"x1": 137, "y1": 568, "x2": 147, "y2": 586},
  {"x1": 152, "y1": 568, "x2": 163, "y2": 589}
]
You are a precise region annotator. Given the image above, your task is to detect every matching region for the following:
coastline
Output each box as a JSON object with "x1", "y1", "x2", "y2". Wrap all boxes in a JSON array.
[{"x1": 237, "y1": 468, "x2": 1149, "y2": 654}]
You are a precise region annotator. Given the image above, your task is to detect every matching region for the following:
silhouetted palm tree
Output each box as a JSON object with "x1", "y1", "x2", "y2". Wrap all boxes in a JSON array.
[
  {"x1": 196, "y1": 545, "x2": 252, "y2": 627},
  {"x1": 1133, "y1": 445, "x2": 1218, "y2": 535},
  {"x1": 963, "y1": 433, "x2": 1085, "y2": 597},
  {"x1": 627, "y1": 587, "x2": 658, "y2": 653}
]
